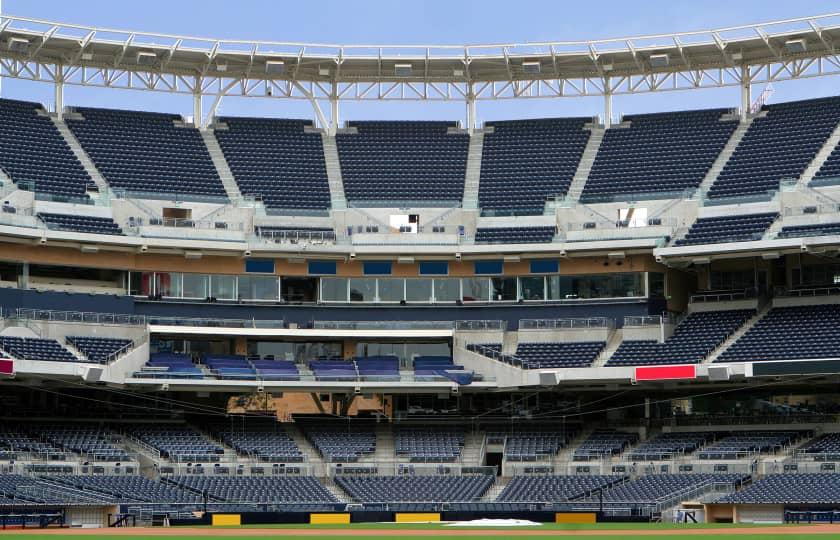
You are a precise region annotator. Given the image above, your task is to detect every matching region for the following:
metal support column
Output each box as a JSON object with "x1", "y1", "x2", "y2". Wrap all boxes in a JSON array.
[
  {"x1": 740, "y1": 65, "x2": 751, "y2": 120},
  {"x1": 54, "y1": 66, "x2": 64, "y2": 119},
  {"x1": 193, "y1": 78, "x2": 203, "y2": 128},
  {"x1": 465, "y1": 83, "x2": 476, "y2": 133},
  {"x1": 329, "y1": 95, "x2": 339, "y2": 136},
  {"x1": 603, "y1": 78, "x2": 613, "y2": 128}
]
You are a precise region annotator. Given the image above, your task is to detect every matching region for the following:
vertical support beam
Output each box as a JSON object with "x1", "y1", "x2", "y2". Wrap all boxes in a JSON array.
[
  {"x1": 19, "y1": 262, "x2": 28, "y2": 289},
  {"x1": 193, "y1": 77, "x2": 203, "y2": 128},
  {"x1": 54, "y1": 64, "x2": 64, "y2": 120},
  {"x1": 329, "y1": 94, "x2": 339, "y2": 136},
  {"x1": 465, "y1": 83, "x2": 476, "y2": 134},
  {"x1": 603, "y1": 77, "x2": 613, "y2": 128},
  {"x1": 740, "y1": 65, "x2": 751, "y2": 120}
]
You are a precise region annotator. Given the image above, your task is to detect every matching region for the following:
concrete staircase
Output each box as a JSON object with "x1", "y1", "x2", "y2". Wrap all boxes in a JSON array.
[
  {"x1": 200, "y1": 129, "x2": 243, "y2": 201},
  {"x1": 51, "y1": 116, "x2": 110, "y2": 194},
  {"x1": 321, "y1": 135, "x2": 347, "y2": 210},
  {"x1": 285, "y1": 424, "x2": 329, "y2": 476},
  {"x1": 697, "y1": 115, "x2": 757, "y2": 195},
  {"x1": 593, "y1": 329, "x2": 624, "y2": 368},
  {"x1": 461, "y1": 431, "x2": 486, "y2": 467},
  {"x1": 566, "y1": 127, "x2": 605, "y2": 203},
  {"x1": 705, "y1": 301, "x2": 772, "y2": 363},
  {"x1": 462, "y1": 132, "x2": 485, "y2": 210},
  {"x1": 799, "y1": 119, "x2": 840, "y2": 185},
  {"x1": 369, "y1": 424, "x2": 395, "y2": 467}
]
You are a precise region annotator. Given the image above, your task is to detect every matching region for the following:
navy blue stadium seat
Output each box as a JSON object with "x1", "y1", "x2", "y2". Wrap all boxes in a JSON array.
[
  {"x1": 67, "y1": 336, "x2": 132, "y2": 363},
  {"x1": 215, "y1": 117, "x2": 331, "y2": 211},
  {"x1": 66, "y1": 107, "x2": 226, "y2": 200},
  {"x1": 335, "y1": 474, "x2": 493, "y2": 502},
  {"x1": 474, "y1": 226, "x2": 555, "y2": 244},
  {"x1": 0, "y1": 98, "x2": 93, "y2": 201},
  {"x1": 606, "y1": 309, "x2": 754, "y2": 366},
  {"x1": 582, "y1": 108, "x2": 737, "y2": 202},
  {"x1": 716, "y1": 304, "x2": 840, "y2": 363},
  {"x1": 674, "y1": 213, "x2": 778, "y2": 246},
  {"x1": 479, "y1": 117, "x2": 590, "y2": 215},
  {"x1": 337, "y1": 121, "x2": 468, "y2": 204},
  {"x1": 708, "y1": 96, "x2": 840, "y2": 200}
]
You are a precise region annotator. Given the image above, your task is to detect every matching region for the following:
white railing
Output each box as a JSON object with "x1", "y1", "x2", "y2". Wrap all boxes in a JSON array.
[{"x1": 519, "y1": 317, "x2": 612, "y2": 330}]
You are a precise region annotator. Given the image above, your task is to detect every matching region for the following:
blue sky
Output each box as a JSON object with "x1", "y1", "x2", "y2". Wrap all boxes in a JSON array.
[{"x1": 2, "y1": 0, "x2": 840, "y2": 124}]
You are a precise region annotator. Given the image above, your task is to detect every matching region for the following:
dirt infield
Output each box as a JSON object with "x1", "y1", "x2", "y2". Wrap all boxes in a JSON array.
[{"x1": 7, "y1": 524, "x2": 840, "y2": 536}]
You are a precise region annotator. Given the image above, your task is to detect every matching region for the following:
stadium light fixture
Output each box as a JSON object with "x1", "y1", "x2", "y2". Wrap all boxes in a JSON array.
[
  {"x1": 184, "y1": 251, "x2": 203, "y2": 260},
  {"x1": 80, "y1": 245, "x2": 99, "y2": 254},
  {"x1": 318, "y1": 66, "x2": 331, "y2": 76},
  {"x1": 266, "y1": 60, "x2": 285, "y2": 74},
  {"x1": 7, "y1": 38, "x2": 29, "y2": 53},
  {"x1": 649, "y1": 54, "x2": 669, "y2": 68},
  {"x1": 522, "y1": 61, "x2": 541, "y2": 74},
  {"x1": 81, "y1": 52, "x2": 94, "y2": 61},
  {"x1": 394, "y1": 63, "x2": 413, "y2": 77},
  {"x1": 136, "y1": 51, "x2": 157, "y2": 66},
  {"x1": 602, "y1": 62, "x2": 614, "y2": 72},
  {"x1": 452, "y1": 69, "x2": 464, "y2": 77},
  {"x1": 730, "y1": 52, "x2": 743, "y2": 61},
  {"x1": 785, "y1": 38, "x2": 807, "y2": 53},
  {"x1": 215, "y1": 62, "x2": 228, "y2": 72}
]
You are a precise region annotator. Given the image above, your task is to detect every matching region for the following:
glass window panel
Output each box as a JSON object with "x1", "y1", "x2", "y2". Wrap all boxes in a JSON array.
[
  {"x1": 156, "y1": 272, "x2": 181, "y2": 298},
  {"x1": 349, "y1": 278, "x2": 376, "y2": 302},
  {"x1": 405, "y1": 279, "x2": 433, "y2": 303},
  {"x1": 320, "y1": 278, "x2": 348, "y2": 302},
  {"x1": 210, "y1": 275, "x2": 236, "y2": 300},
  {"x1": 461, "y1": 277, "x2": 489, "y2": 302},
  {"x1": 378, "y1": 278, "x2": 405, "y2": 302},
  {"x1": 434, "y1": 278, "x2": 460, "y2": 302},
  {"x1": 519, "y1": 276, "x2": 545, "y2": 301},
  {"x1": 182, "y1": 274, "x2": 208, "y2": 299},
  {"x1": 491, "y1": 277, "x2": 517, "y2": 301},
  {"x1": 129, "y1": 272, "x2": 153, "y2": 296},
  {"x1": 239, "y1": 275, "x2": 277, "y2": 300}
]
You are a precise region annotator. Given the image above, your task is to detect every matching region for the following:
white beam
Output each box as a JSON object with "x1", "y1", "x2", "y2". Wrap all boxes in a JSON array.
[{"x1": 740, "y1": 64, "x2": 751, "y2": 119}]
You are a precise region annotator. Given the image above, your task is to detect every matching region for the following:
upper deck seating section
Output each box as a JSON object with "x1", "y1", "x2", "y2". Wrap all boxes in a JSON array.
[
  {"x1": 697, "y1": 431, "x2": 802, "y2": 459},
  {"x1": 581, "y1": 108, "x2": 737, "y2": 202},
  {"x1": 336, "y1": 121, "x2": 468, "y2": 204},
  {"x1": 717, "y1": 304, "x2": 840, "y2": 363},
  {"x1": 797, "y1": 433, "x2": 840, "y2": 460},
  {"x1": 573, "y1": 430, "x2": 638, "y2": 460},
  {"x1": 514, "y1": 341, "x2": 606, "y2": 369},
  {"x1": 215, "y1": 117, "x2": 331, "y2": 211},
  {"x1": 474, "y1": 226, "x2": 556, "y2": 244},
  {"x1": 66, "y1": 336, "x2": 132, "y2": 363},
  {"x1": 626, "y1": 432, "x2": 714, "y2": 461},
  {"x1": 38, "y1": 424, "x2": 132, "y2": 462},
  {"x1": 0, "y1": 98, "x2": 93, "y2": 200},
  {"x1": 674, "y1": 212, "x2": 778, "y2": 246},
  {"x1": 606, "y1": 309, "x2": 754, "y2": 366},
  {"x1": 478, "y1": 117, "x2": 590, "y2": 215},
  {"x1": 777, "y1": 222, "x2": 840, "y2": 239},
  {"x1": 305, "y1": 427, "x2": 376, "y2": 462},
  {"x1": 218, "y1": 429, "x2": 303, "y2": 462},
  {"x1": 0, "y1": 336, "x2": 79, "y2": 363},
  {"x1": 395, "y1": 427, "x2": 464, "y2": 461},
  {"x1": 128, "y1": 424, "x2": 224, "y2": 462},
  {"x1": 37, "y1": 213, "x2": 124, "y2": 236},
  {"x1": 66, "y1": 107, "x2": 225, "y2": 200},
  {"x1": 708, "y1": 96, "x2": 840, "y2": 200}
]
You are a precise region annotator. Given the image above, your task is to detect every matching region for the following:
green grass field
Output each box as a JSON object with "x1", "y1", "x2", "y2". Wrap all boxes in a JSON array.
[{"x1": 2, "y1": 522, "x2": 840, "y2": 540}]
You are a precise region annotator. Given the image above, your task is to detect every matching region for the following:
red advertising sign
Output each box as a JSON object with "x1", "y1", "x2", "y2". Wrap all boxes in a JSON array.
[{"x1": 634, "y1": 364, "x2": 696, "y2": 381}]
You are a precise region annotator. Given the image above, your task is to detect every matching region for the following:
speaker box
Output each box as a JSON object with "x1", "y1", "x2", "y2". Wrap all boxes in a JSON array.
[
  {"x1": 707, "y1": 366, "x2": 730, "y2": 381},
  {"x1": 539, "y1": 372, "x2": 560, "y2": 386},
  {"x1": 82, "y1": 367, "x2": 104, "y2": 383}
]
